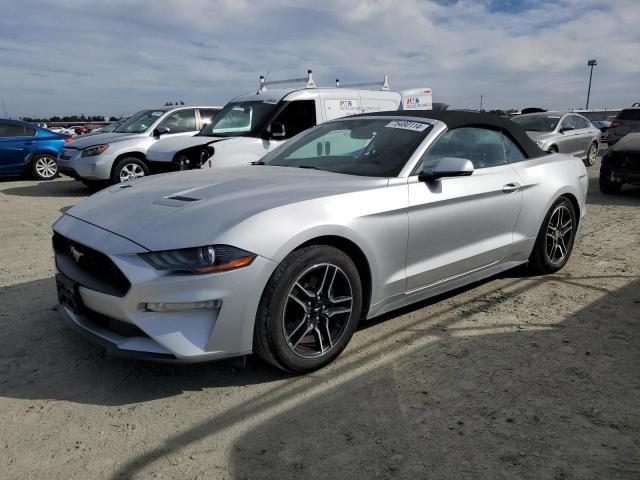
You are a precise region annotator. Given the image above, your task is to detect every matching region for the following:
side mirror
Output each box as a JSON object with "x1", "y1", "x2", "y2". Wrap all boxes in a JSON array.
[
  {"x1": 153, "y1": 126, "x2": 171, "y2": 138},
  {"x1": 418, "y1": 157, "x2": 474, "y2": 182},
  {"x1": 560, "y1": 126, "x2": 575, "y2": 134},
  {"x1": 269, "y1": 122, "x2": 286, "y2": 138}
]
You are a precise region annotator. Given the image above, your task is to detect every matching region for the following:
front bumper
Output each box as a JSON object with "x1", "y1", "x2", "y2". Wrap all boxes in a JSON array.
[
  {"x1": 57, "y1": 147, "x2": 115, "y2": 181},
  {"x1": 53, "y1": 214, "x2": 277, "y2": 362}
]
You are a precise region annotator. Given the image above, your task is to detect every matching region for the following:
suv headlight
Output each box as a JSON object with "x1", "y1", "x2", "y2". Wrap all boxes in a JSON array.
[
  {"x1": 140, "y1": 245, "x2": 256, "y2": 274},
  {"x1": 81, "y1": 144, "x2": 109, "y2": 157}
]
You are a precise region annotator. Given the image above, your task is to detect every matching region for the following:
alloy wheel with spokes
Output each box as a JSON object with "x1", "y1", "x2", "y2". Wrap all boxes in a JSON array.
[
  {"x1": 545, "y1": 205, "x2": 573, "y2": 265},
  {"x1": 31, "y1": 155, "x2": 58, "y2": 180},
  {"x1": 119, "y1": 163, "x2": 145, "y2": 182},
  {"x1": 529, "y1": 196, "x2": 577, "y2": 274},
  {"x1": 253, "y1": 245, "x2": 363, "y2": 373},
  {"x1": 283, "y1": 263, "x2": 353, "y2": 358},
  {"x1": 585, "y1": 143, "x2": 598, "y2": 166}
]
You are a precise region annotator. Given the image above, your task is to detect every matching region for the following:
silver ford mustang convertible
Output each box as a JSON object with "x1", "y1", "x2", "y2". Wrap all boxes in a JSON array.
[{"x1": 53, "y1": 111, "x2": 588, "y2": 372}]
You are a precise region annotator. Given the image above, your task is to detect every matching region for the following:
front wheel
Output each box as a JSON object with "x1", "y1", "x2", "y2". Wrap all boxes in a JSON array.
[
  {"x1": 253, "y1": 245, "x2": 363, "y2": 373},
  {"x1": 599, "y1": 168, "x2": 623, "y2": 194},
  {"x1": 528, "y1": 197, "x2": 577, "y2": 274},
  {"x1": 584, "y1": 142, "x2": 598, "y2": 166},
  {"x1": 111, "y1": 157, "x2": 149, "y2": 184},
  {"x1": 30, "y1": 154, "x2": 58, "y2": 180}
]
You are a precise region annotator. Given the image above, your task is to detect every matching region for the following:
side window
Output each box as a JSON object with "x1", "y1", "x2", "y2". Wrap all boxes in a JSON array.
[
  {"x1": 501, "y1": 133, "x2": 526, "y2": 162},
  {"x1": 560, "y1": 116, "x2": 576, "y2": 130},
  {"x1": 198, "y1": 108, "x2": 220, "y2": 126},
  {"x1": 285, "y1": 129, "x2": 371, "y2": 159},
  {"x1": 0, "y1": 122, "x2": 27, "y2": 137},
  {"x1": 271, "y1": 100, "x2": 317, "y2": 139},
  {"x1": 573, "y1": 116, "x2": 589, "y2": 129},
  {"x1": 159, "y1": 109, "x2": 197, "y2": 133},
  {"x1": 419, "y1": 127, "x2": 507, "y2": 171}
]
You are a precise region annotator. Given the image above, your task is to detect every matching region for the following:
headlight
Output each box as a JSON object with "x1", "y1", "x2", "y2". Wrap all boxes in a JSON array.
[
  {"x1": 139, "y1": 245, "x2": 256, "y2": 274},
  {"x1": 535, "y1": 140, "x2": 544, "y2": 148},
  {"x1": 81, "y1": 144, "x2": 109, "y2": 157}
]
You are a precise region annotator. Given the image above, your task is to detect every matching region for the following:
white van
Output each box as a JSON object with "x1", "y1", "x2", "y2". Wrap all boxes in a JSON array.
[{"x1": 147, "y1": 71, "x2": 432, "y2": 172}]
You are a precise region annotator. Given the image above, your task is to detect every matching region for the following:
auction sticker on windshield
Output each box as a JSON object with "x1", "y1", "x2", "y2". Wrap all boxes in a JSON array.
[{"x1": 385, "y1": 120, "x2": 429, "y2": 132}]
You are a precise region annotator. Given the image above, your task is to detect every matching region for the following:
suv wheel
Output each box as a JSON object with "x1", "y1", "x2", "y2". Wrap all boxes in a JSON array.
[
  {"x1": 111, "y1": 157, "x2": 148, "y2": 184},
  {"x1": 599, "y1": 168, "x2": 623, "y2": 194}
]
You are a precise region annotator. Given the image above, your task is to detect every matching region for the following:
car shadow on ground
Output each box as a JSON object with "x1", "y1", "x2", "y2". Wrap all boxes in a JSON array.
[
  {"x1": 586, "y1": 175, "x2": 640, "y2": 207},
  {"x1": 1, "y1": 178, "x2": 89, "y2": 198},
  {"x1": 109, "y1": 276, "x2": 640, "y2": 480}
]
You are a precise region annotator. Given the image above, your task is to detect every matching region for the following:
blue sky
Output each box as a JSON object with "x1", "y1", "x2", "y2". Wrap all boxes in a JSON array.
[{"x1": 0, "y1": 0, "x2": 638, "y2": 117}]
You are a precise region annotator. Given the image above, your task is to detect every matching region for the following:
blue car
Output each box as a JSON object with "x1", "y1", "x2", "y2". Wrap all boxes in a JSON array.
[{"x1": 0, "y1": 119, "x2": 71, "y2": 180}]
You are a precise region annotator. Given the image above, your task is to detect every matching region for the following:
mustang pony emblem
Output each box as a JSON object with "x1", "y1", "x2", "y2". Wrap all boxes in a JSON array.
[{"x1": 69, "y1": 245, "x2": 84, "y2": 263}]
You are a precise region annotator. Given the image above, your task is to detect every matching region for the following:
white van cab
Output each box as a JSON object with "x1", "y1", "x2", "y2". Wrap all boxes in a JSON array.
[{"x1": 147, "y1": 71, "x2": 433, "y2": 172}]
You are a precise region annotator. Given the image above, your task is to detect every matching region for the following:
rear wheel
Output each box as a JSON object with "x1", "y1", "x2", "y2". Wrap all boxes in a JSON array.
[
  {"x1": 111, "y1": 157, "x2": 148, "y2": 184},
  {"x1": 584, "y1": 142, "x2": 598, "y2": 166},
  {"x1": 30, "y1": 154, "x2": 58, "y2": 180},
  {"x1": 599, "y1": 168, "x2": 623, "y2": 194},
  {"x1": 253, "y1": 245, "x2": 363, "y2": 373},
  {"x1": 528, "y1": 197, "x2": 577, "y2": 274}
]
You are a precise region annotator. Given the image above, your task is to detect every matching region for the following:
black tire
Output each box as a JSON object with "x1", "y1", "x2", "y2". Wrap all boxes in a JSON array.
[
  {"x1": 253, "y1": 245, "x2": 363, "y2": 373},
  {"x1": 528, "y1": 196, "x2": 577, "y2": 275},
  {"x1": 548, "y1": 145, "x2": 558, "y2": 154},
  {"x1": 80, "y1": 179, "x2": 106, "y2": 192},
  {"x1": 584, "y1": 142, "x2": 598, "y2": 167},
  {"x1": 29, "y1": 153, "x2": 58, "y2": 180},
  {"x1": 110, "y1": 157, "x2": 149, "y2": 184},
  {"x1": 599, "y1": 168, "x2": 623, "y2": 194}
]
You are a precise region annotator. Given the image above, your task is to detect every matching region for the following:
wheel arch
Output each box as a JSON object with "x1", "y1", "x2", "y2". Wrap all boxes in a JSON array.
[
  {"x1": 293, "y1": 235, "x2": 373, "y2": 318},
  {"x1": 110, "y1": 151, "x2": 148, "y2": 178}
]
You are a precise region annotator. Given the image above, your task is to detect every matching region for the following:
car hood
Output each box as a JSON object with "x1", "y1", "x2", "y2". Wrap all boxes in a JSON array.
[
  {"x1": 65, "y1": 132, "x2": 144, "y2": 149},
  {"x1": 63, "y1": 167, "x2": 386, "y2": 251},
  {"x1": 525, "y1": 131, "x2": 556, "y2": 142},
  {"x1": 147, "y1": 134, "x2": 230, "y2": 162}
]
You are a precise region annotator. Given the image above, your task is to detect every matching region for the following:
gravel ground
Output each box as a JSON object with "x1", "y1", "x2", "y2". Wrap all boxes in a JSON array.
[{"x1": 1, "y1": 156, "x2": 639, "y2": 480}]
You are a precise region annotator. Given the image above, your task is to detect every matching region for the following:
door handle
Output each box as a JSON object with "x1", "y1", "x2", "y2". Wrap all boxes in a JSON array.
[
  {"x1": 23, "y1": 140, "x2": 35, "y2": 145},
  {"x1": 502, "y1": 183, "x2": 520, "y2": 194}
]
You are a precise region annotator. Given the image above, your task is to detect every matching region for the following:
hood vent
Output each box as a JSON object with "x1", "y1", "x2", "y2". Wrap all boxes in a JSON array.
[{"x1": 166, "y1": 195, "x2": 200, "y2": 202}]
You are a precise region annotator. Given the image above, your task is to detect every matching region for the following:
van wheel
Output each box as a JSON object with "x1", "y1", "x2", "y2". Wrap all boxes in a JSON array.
[
  {"x1": 528, "y1": 197, "x2": 577, "y2": 274},
  {"x1": 30, "y1": 154, "x2": 58, "y2": 180},
  {"x1": 253, "y1": 245, "x2": 362, "y2": 373},
  {"x1": 111, "y1": 157, "x2": 148, "y2": 184}
]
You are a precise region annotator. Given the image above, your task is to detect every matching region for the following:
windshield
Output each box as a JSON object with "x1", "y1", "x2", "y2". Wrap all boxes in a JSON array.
[
  {"x1": 198, "y1": 101, "x2": 278, "y2": 137},
  {"x1": 512, "y1": 114, "x2": 561, "y2": 132},
  {"x1": 261, "y1": 118, "x2": 432, "y2": 177},
  {"x1": 114, "y1": 109, "x2": 167, "y2": 134}
]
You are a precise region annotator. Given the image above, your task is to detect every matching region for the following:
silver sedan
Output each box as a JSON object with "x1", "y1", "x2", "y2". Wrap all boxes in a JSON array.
[
  {"x1": 512, "y1": 112, "x2": 600, "y2": 166},
  {"x1": 53, "y1": 111, "x2": 588, "y2": 372}
]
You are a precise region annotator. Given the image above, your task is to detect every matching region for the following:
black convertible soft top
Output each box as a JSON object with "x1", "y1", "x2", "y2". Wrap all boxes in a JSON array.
[{"x1": 356, "y1": 110, "x2": 545, "y2": 159}]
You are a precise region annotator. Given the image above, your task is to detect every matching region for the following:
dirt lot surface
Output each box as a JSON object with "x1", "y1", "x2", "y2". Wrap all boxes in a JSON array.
[{"x1": 1, "y1": 157, "x2": 639, "y2": 480}]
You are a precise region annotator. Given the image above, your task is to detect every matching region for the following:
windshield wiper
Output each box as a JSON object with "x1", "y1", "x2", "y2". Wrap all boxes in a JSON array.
[
  {"x1": 251, "y1": 161, "x2": 266, "y2": 165},
  {"x1": 297, "y1": 165, "x2": 322, "y2": 171}
]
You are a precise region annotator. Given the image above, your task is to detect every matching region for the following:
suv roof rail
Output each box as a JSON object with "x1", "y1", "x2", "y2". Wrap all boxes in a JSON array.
[
  {"x1": 259, "y1": 70, "x2": 316, "y2": 92},
  {"x1": 335, "y1": 75, "x2": 390, "y2": 91}
]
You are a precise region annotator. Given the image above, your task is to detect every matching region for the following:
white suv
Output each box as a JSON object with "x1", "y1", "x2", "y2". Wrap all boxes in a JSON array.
[{"x1": 57, "y1": 105, "x2": 221, "y2": 187}]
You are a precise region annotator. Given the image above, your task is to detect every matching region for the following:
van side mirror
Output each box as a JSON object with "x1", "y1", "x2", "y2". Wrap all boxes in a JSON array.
[
  {"x1": 418, "y1": 157, "x2": 474, "y2": 182},
  {"x1": 153, "y1": 126, "x2": 171, "y2": 138},
  {"x1": 270, "y1": 122, "x2": 286, "y2": 138}
]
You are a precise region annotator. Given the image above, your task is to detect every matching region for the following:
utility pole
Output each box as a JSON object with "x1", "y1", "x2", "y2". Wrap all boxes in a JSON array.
[
  {"x1": 479, "y1": 94, "x2": 483, "y2": 111},
  {"x1": 586, "y1": 59, "x2": 597, "y2": 110}
]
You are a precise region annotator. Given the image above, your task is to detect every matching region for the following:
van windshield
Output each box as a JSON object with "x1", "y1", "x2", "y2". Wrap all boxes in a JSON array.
[{"x1": 198, "y1": 101, "x2": 278, "y2": 137}]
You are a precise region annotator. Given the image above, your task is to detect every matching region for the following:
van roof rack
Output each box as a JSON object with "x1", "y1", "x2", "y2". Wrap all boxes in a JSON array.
[
  {"x1": 258, "y1": 70, "x2": 390, "y2": 92},
  {"x1": 259, "y1": 70, "x2": 316, "y2": 92},
  {"x1": 335, "y1": 75, "x2": 390, "y2": 91}
]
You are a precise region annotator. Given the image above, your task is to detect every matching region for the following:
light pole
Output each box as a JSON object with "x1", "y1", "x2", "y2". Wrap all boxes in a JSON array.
[{"x1": 586, "y1": 59, "x2": 597, "y2": 110}]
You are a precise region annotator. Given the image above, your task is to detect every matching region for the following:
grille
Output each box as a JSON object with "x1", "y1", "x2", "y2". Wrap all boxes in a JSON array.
[
  {"x1": 53, "y1": 233, "x2": 131, "y2": 297},
  {"x1": 86, "y1": 308, "x2": 149, "y2": 338}
]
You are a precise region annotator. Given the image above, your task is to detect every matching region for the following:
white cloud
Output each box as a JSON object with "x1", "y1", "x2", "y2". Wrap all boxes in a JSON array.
[{"x1": 0, "y1": 0, "x2": 638, "y2": 117}]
